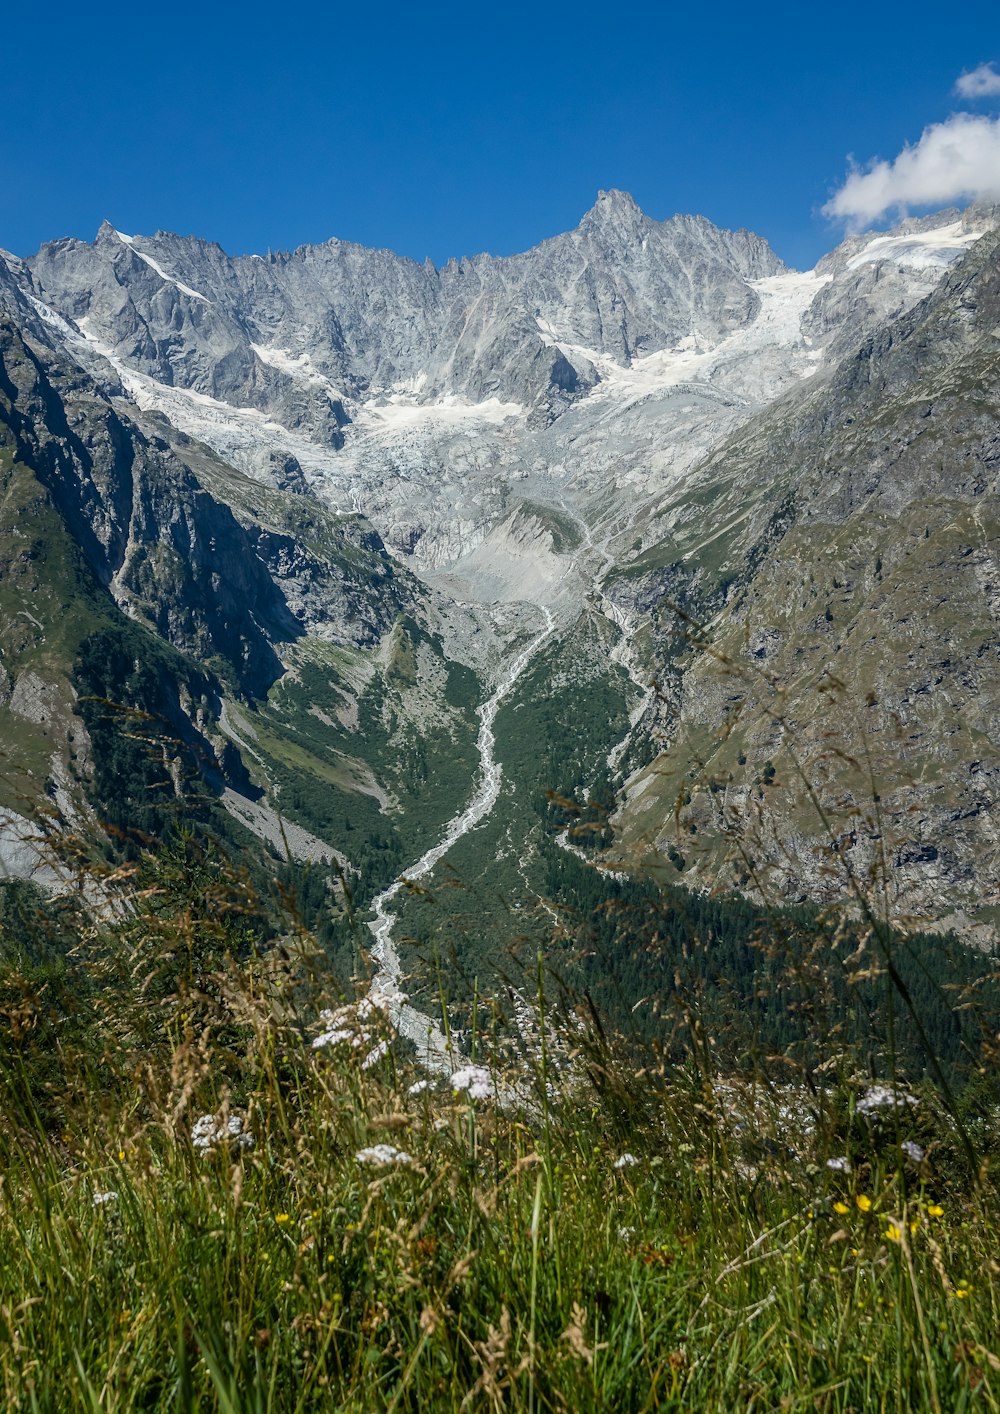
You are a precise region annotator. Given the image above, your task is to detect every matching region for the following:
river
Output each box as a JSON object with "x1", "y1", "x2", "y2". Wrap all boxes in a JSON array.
[{"x1": 365, "y1": 608, "x2": 555, "y2": 1071}]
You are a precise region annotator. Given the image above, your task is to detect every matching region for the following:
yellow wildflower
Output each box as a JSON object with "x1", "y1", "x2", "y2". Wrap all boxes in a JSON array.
[
  {"x1": 833, "y1": 1201, "x2": 850, "y2": 1215},
  {"x1": 926, "y1": 1204, "x2": 944, "y2": 1218},
  {"x1": 857, "y1": 1195, "x2": 872, "y2": 1213},
  {"x1": 275, "y1": 1213, "x2": 291, "y2": 1224},
  {"x1": 885, "y1": 1221, "x2": 903, "y2": 1243}
]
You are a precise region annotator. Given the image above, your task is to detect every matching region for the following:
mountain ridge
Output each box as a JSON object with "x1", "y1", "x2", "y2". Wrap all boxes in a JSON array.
[
  {"x1": 76, "y1": 189, "x2": 777, "y2": 275},
  {"x1": 2, "y1": 195, "x2": 999, "y2": 954}
]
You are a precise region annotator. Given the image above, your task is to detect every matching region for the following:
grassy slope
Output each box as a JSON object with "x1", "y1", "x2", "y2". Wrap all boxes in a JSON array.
[
  {"x1": 235, "y1": 621, "x2": 483, "y2": 897},
  {"x1": 616, "y1": 476, "x2": 1000, "y2": 931},
  {"x1": 608, "y1": 242, "x2": 1000, "y2": 931}
]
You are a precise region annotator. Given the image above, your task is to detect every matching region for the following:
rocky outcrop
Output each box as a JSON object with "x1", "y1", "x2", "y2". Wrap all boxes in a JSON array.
[{"x1": 0, "y1": 316, "x2": 422, "y2": 691}]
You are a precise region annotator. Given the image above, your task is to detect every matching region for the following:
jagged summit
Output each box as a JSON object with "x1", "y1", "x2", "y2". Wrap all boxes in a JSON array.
[
  {"x1": 578, "y1": 187, "x2": 646, "y2": 224},
  {"x1": 595, "y1": 186, "x2": 641, "y2": 209},
  {"x1": 16, "y1": 195, "x2": 796, "y2": 434},
  {"x1": 574, "y1": 189, "x2": 652, "y2": 252}
]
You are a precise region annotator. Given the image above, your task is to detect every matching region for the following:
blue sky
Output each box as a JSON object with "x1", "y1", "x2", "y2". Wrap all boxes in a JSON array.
[{"x1": 2, "y1": 0, "x2": 998, "y2": 269}]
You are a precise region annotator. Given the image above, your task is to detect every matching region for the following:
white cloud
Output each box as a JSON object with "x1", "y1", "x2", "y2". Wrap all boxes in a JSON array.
[
  {"x1": 823, "y1": 113, "x2": 1000, "y2": 226},
  {"x1": 955, "y1": 62, "x2": 1000, "y2": 99}
]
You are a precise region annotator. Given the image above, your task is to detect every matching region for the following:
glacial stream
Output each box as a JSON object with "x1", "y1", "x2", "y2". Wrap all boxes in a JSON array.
[{"x1": 365, "y1": 608, "x2": 555, "y2": 1071}]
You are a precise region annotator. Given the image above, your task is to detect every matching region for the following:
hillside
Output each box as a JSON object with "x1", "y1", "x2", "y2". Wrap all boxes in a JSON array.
[{"x1": 614, "y1": 226, "x2": 1000, "y2": 936}]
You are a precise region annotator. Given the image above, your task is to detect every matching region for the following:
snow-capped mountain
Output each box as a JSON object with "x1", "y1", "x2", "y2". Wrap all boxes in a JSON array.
[
  {"x1": 17, "y1": 190, "x2": 780, "y2": 442},
  {"x1": 4, "y1": 196, "x2": 989, "y2": 596},
  {"x1": 2, "y1": 193, "x2": 999, "y2": 940}
]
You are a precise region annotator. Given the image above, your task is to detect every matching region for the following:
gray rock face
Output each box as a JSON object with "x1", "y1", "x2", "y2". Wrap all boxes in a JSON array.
[
  {"x1": 17, "y1": 193, "x2": 785, "y2": 433},
  {"x1": 3, "y1": 197, "x2": 975, "y2": 587},
  {"x1": 503, "y1": 194, "x2": 782, "y2": 358},
  {"x1": 614, "y1": 226, "x2": 1000, "y2": 929},
  {"x1": 803, "y1": 207, "x2": 994, "y2": 364},
  {"x1": 0, "y1": 319, "x2": 408, "y2": 698}
]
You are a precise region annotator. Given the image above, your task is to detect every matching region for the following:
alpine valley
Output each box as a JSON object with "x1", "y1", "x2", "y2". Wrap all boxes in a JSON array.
[{"x1": 3, "y1": 190, "x2": 1000, "y2": 1028}]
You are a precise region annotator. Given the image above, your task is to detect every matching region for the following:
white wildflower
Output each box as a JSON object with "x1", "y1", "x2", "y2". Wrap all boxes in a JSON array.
[
  {"x1": 617, "y1": 1225, "x2": 636, "y2": 1240},
  {"x1": 613, "y1": 1153, "x2": 639, "y2": 1170},
  {"x1": 355, "y1": 1143, "x2": 414, "y2": 1167},
  {"x1": 312, "y1": 998, "x2": 390, "y2": 1055},
  {"x1": 826, "y1": 1155, "x2": 851, "y2": 1173},
  {"x1": 191, "y1": 1113, "x2": 254, "y2": 1155},
  {"x1": 408, "y1": 1079, "x2": 431, "y2": 1095},
  {"x1": 857, "y1": 1085, "x2": 918, "y2": 1115},
  {"x1": 902, "y1": 1140, "x2": 925, "y2": 1163},
  {"x1": 312, "y1": 1027, "x2": 355, "y2": 1050},
  {"x1": 91, "y1": 1190, "x2": 119, "y2": 1207},
  {"x1": 450, "y1": 1065, "x2": 493, "y2": 1100},
  {"x1": 358, "y1": 995, "x2": 395, "y2": 1019},
  {"x1": 361, "y1": 1040, "x2": 389, "y2": 1071}
]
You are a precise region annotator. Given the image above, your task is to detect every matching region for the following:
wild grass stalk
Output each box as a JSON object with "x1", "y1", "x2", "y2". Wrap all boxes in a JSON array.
[{"x1": 0, "y1": 747, "x2": 999, "y2": 1409}]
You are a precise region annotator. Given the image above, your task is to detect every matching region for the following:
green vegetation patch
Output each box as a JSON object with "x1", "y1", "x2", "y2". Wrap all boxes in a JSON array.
[
  {"x1": 240, "y1": 620, "x2": 483, "y2": 901},
  {"x1": 389, "y1": 610, "x2": 635, "y2": 999}
]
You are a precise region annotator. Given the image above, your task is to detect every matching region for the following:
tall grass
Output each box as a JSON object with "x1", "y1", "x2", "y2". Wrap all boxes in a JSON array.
[{"x1": 1, "y1": 827, "x2": 1000, "y2": 1411}]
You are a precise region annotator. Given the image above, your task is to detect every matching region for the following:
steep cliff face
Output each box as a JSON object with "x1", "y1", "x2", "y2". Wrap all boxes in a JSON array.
[
  {"x1": 0, "y1": 325, "x2": 228, "y2": 835},
  {"x1": 614, "y1": 228, "x2": 1000, "y2": 935},
  {"x1": 0, "y1": 320, "x2": 297, "y2": 697},
  {"x1": 4, "y1": 199, "x2": 974, "y2": 589},
  {"x1": 503, "y1": 195, "x2": 783, "y2": 359},
  {"x1": 19, "y1": 194, "x2": 784, "y2": 434},
  {"x1": 0, "y1": 313, "x2": 480, "y2": 878}
]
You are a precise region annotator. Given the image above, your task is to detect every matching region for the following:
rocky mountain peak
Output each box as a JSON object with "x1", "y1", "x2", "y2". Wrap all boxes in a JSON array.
[
  {"x1": 580, "y1": 187, "x2": 645, "y2": 223},
  {"x1": 575, "y1": 188, "x2": 652, "y2": 246}
]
